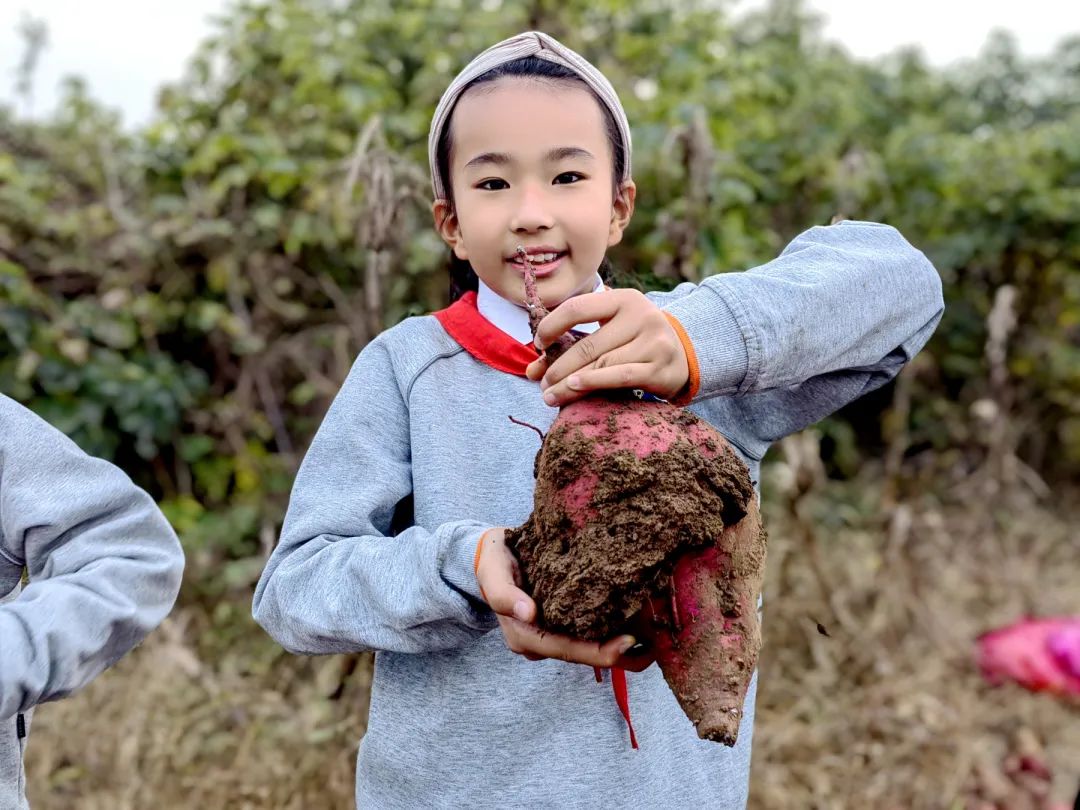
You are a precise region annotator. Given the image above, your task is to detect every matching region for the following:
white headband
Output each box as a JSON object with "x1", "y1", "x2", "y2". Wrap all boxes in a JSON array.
[{"x1": 427, "y1": 31, "x2": 633, "y2": 200}]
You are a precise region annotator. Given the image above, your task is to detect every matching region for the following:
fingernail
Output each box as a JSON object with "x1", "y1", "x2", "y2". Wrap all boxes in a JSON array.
[
  {"x1": 543, "y1": 392, "x2": 556, "y2": 406},
  {"x1": 513, "y1": 600, "x2": 530, "y2": 621},
  {"x1": 534, "y1": 338, "x2": 543, "y2": 350},
  {"x1": 568, "y1": 375, "x2": 581, "y2": 390},
  {"x1": 619, "y1": 636, "x2": 636, "y2": 655}
]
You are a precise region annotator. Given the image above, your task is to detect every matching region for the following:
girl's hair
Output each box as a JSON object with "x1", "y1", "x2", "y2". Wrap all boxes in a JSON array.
[{"x1": 436, "y1": 56, "x2": 627, "y2": 302}]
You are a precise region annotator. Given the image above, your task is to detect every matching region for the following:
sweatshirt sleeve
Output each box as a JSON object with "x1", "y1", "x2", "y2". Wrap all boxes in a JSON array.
[
  {"x1": 0, "y1": 397, "x2": 185, "y2": 720},
  {"x1": 252, "y1": 337, "x2": 497, "y2": 656},
  {"x1": 656, "y1": 220, "x2": 944, "y2": 454}
]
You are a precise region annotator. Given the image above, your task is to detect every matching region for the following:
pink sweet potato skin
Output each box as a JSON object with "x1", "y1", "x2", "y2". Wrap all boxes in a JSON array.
[
  {"x1": 506, "y1": 396, "x2": 755, "y2": 643},
  {"x1": 977, "y1": 616, "x2": 1080, "y2": 696},
  {"x1": 636, "y1": 498, "x2": 766, "y2": 745}
]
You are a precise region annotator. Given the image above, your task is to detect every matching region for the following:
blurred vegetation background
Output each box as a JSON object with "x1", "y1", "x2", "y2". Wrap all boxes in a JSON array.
[{"x1": 1, "y1": 0, "x2": 1078, "y2": 807}]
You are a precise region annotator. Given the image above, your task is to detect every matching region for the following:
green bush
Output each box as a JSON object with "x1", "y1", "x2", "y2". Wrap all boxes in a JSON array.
[{"x1": 1, "y1": 0, "x2": 1077, "y2": 585}]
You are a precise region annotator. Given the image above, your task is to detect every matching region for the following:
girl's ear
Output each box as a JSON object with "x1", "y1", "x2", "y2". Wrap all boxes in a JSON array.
[
  {"x1": 607, "y1": 180, "x2": 637, "y2": 248},
  {"x1": 433, "y1": 199, "x2": 469, "y2": 260}
]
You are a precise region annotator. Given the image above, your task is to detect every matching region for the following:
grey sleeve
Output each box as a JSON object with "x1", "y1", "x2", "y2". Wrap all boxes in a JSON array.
[
  {"x1": 655, "y1": 220, "x2": 944, "y2": 455},
  {"x1": 0, "y1": 397, "x2": 185, "y2": 720},
  {"x1": 251, "y1": 339, "x2": 496, "y2": 656}
]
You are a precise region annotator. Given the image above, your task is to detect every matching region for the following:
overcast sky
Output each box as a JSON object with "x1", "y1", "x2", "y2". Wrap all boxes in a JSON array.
[{"x1": 1, "y1": 0, "x2": 1077, "y2": 128}]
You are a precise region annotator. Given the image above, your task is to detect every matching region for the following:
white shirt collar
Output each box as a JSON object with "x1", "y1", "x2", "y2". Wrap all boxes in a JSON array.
[{"x1": 476, "y1": 275, "x2": 605, "y2": 344}]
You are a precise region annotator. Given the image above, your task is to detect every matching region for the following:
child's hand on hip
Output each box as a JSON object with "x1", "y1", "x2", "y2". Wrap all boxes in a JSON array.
[
  {"x1": 475, "y1": 528, "x2": 652, "y2": 671},
  {"x1": 525, "y1": 289, "x2": 690, "y2": 407}
]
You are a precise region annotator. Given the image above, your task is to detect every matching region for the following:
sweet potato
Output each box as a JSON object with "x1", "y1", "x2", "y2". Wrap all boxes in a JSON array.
[
  {"x1": 505, "y1": 248, "x2": 767, "y2": 745},
  {"x1": 636, "y1": 497, "x2": 765, "y2": 744},
  {"x1": 977, "y1": 616, "x2": 1080, "y2": 696}
]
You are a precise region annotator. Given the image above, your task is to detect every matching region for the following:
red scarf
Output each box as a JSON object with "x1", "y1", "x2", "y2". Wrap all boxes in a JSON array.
[
  {"x1": 433, "y1": 291, "x2": 540, "y2": 376},
  {"x1": 440, "y1": 291, "x2": 639, "y2": 750}
]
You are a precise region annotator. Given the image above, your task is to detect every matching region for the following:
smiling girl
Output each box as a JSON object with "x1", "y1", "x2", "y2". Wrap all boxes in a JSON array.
[{"x1": 253, "y1": 32, "x2": 943, "y2": 808}]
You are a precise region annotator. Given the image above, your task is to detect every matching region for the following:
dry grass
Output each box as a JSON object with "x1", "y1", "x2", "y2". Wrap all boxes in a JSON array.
[
  {"x1": 24, "y1": 612, "x2": 370, "y2": 809},
  {"x1": 24, "y1": 472, "x2": 1080, "y2": 809},
  {"x1": 751, "y1": 468, "x2": 1080, "y2": 809}
]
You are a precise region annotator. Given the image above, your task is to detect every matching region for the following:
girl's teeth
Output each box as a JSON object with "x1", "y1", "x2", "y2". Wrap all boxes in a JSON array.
[{"x1": 513, "y1": 252, "x2": 562, "y2": 265}]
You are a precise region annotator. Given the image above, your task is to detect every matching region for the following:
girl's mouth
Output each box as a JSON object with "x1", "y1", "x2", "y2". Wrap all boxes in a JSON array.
[{"x1": 509, "y1": 251, "x2": 568, "y2": 277}]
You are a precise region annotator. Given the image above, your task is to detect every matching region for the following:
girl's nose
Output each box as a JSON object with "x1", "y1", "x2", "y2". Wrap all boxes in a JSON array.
[{"x1": 510, "y1": 183, "x2": 555, "y2": 233}]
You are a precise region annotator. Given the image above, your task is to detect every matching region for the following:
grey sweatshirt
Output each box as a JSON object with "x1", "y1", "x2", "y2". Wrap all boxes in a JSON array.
[
  {"x1": 253, "y1": 221, "x2": 944, "y2": 809},
  {"x1": 0, "y1": 396, "x2": 185, "y2": 810}
]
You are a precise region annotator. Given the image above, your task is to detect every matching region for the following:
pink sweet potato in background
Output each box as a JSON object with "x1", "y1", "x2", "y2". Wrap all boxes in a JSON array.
[{"x1": 977, "y1": 616, "x2": 1080, "y2": 696}]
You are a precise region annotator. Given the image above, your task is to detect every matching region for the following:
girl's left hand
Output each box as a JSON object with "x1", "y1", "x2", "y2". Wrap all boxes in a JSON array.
[{"x1": 526, "y1": 289, "x2": 690, "y2": 407}]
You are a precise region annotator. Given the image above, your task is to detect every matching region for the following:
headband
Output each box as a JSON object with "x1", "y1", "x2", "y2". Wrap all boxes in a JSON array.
[{"x1": 427, "y1": 31, "x2": 632, "y2": 200}]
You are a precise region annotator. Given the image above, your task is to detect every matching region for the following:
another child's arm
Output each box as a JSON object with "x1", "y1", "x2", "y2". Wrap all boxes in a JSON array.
[
  {"x1": 0, "y1": 396, "x2": 185, "y2": 719},
  {"x1": 529, "y1": 220, "x2": 944, "y2": 450}
]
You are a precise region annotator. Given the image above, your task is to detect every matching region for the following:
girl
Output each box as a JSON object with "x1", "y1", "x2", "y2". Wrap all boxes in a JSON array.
[{"x1": 253, "y1": 31, "x2": 944, "y2": 808}]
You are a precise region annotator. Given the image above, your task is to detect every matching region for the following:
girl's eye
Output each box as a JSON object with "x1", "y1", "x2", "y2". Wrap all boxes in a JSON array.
[
  {"x1": 554, "y1": 172, "x2": 585, "y2": 185},
  {"x1": 476, "y1": 178, "x2": 508, "y2": 191}
]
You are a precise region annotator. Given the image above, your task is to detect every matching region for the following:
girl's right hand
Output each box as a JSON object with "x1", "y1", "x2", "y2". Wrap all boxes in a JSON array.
[{"x1": 475, "y1": 528, "x2": 652, "y2": 671}]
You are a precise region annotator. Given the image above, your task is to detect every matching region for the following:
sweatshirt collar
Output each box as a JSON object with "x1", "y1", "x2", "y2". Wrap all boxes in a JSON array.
[{"x1": 476, "y1": 276, "x2": 605, "y2": 344}]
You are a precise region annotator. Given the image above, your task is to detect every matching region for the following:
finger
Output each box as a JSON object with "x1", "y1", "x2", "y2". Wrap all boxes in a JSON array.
[
  {"x1": 509, "y1": 557, "x2": 524, "y2": 589},
  {"x1": 615, "y1": 648, "x2": 656, "y2": 673},
  {"x1": 543, "y1": 362, "x2": 657, "y2": 406},
  {"x1": 482, "y1": 563, "x2": 536, "y2": 622},
  {"x1": 534, "y1": 292, "x2": 620, "y2": 351},
  {"x1": 508, "y1": 623, "x2": 637, "y2": 668},
  {"x1": 525, "y1": 354, "x2": 548, "y2": 382},
  {"x1": 539, "y1": 321, "x2": 638, "y2": 390}
]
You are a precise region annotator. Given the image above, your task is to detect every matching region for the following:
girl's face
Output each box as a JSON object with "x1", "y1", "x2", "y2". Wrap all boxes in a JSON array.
[{"x1": 434, "y1": 78, "x2": 635, "y2": 310}]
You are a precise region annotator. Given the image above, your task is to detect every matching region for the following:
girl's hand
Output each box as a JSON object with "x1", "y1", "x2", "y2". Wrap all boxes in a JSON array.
[
  {"x1": 525, "y1": 289, "x2": 690, "y2": 407},
  {"x1": 475, "y1": 528, "x2": 653, "y2": 671}
]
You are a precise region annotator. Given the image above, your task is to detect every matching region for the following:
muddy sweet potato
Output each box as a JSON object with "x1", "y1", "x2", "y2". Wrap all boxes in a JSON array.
[
  {"x1": 636, "y1": 497, "x2": 765, "y2": 744},
  {"x1": 505, "y1": 248, "x2": 767, "y2": 745}
]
